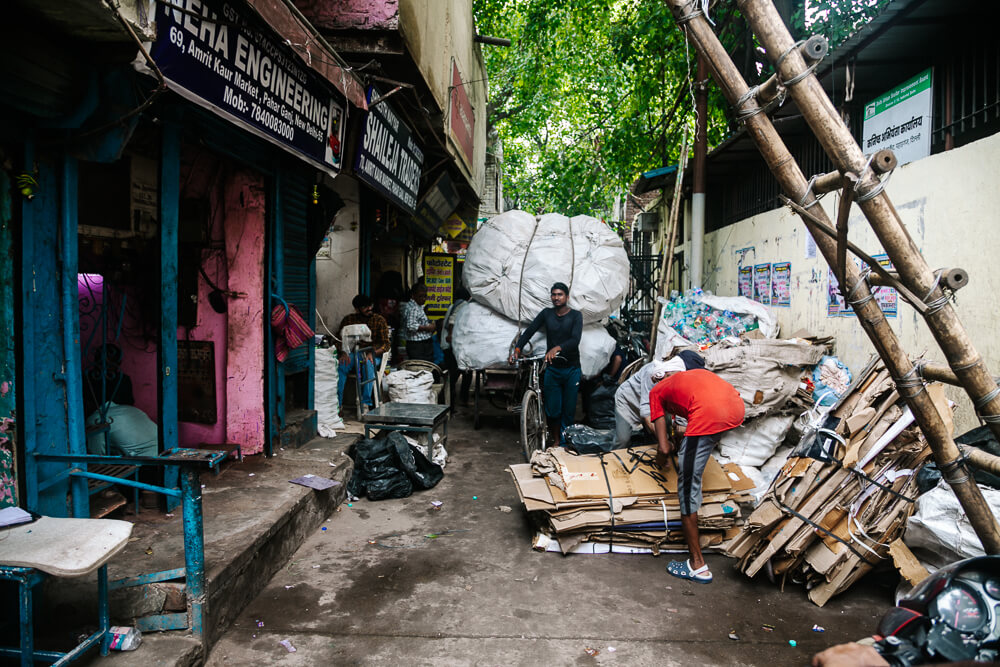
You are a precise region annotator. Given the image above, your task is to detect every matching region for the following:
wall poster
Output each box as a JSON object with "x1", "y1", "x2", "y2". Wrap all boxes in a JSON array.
[
  {"x1": 753, "y1": 263, "x2": 772, "y2": 305},
  {"x1": 771, "y1": 262, "x2": 791, "y2": 307},
  {"x1": 423, "y1": 253, "x2": 455, "y2": 320},
  {"x1": 738, "y1": 266, "x2": 753, "y2": 298}
]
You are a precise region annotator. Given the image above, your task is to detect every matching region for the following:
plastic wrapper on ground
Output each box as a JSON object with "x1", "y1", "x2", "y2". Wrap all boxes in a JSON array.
[{"x1": 463, "y1": 211, "x2": 629, "y2": 325}]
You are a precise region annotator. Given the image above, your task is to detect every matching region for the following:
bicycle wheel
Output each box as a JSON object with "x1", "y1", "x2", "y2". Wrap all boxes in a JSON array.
[{"x1": 520, "y1": 389, "x2": 546, "y2": 461}]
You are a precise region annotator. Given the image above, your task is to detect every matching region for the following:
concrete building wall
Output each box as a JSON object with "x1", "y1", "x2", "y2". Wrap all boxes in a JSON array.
[
  {"x1": 295, "y1": 0, "x2": 399, "y2": 30},
  {"x1": 315, "y1": 176, "x2": 361, "y2": 338},
  {"x1": 399, "y1": 0, "x2": 488, "y2": 195},
  {"x1": 697, "y1": 131, "x2": 1000, "y2": 434}
]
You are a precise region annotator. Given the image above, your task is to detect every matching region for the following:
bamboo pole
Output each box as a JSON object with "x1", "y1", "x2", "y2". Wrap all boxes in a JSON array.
[
  {"x1": 737, "y1": 0, "x2": 1000, "y2": 448},
  {"x1": 663, "y1": 0, "x2": 1000, "y2": 552},
  {"x1": 648, "y1": 131, "x2": 690, "y2": 357}
]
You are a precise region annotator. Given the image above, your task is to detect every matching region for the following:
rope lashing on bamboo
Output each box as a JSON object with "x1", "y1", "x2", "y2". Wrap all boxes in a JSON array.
[
  {"x1": 844, "y1": 266, "x2": 875, "y2": 310},
  {"x1": 940, "y1": 453, "x2": 972, "y2": 486},
  {"x1": 735, "y1": 84, "x2": 788, "y2": 124},
  {"x1": 797, "y1": 173, "x2": 826, "y2": 209},
  {"x1": 973, "y1": 384, "x2": 1000, "y2": 425},
  {"x1": 673, "y1": 0, "x2": 706, "y2": 25},
  {"x1": 895, "y1": 361, "x2": 928, "y2": 400},
  {"x1": 775, "y1": 39, "x2": 822, "y2": 87},
  {"x1": 921, "y1": 269, "x2": 956, "y2": 316},
  {"x1": 854, "y1": 152, "x2": 897, "y2": 204}
]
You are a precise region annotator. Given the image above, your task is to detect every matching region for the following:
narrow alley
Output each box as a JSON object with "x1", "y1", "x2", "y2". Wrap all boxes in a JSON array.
[{"x1": 205, "y1": 411, "x2": 888, "y2": 666}]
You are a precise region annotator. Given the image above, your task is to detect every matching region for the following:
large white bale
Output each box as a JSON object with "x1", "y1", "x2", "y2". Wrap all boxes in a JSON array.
[
  {"x1": 451, "y1": 301, "x2": 615, "y2": 378},
  {"x1": 463, "y1": 211, "x2": 629, "y2": 324}
]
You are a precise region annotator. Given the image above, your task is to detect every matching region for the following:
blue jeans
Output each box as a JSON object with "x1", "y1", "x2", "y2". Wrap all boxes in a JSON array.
[
  {"x1": 338, "y1": 352, "x2": 380, "y2": 409},
  {"x1": 543, "y1": 365, "x2": 581, "y2": 438}
]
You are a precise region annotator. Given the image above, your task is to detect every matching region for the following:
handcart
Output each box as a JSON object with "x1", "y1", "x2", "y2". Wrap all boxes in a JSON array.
[{"x1": 471, "y1": 354, "x2": 547, "y2": 460}]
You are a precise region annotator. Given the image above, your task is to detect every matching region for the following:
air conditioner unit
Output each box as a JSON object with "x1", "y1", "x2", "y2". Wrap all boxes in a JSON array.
[{"x1": 636, "y1": 211, "x2": 659, "y2": 232}]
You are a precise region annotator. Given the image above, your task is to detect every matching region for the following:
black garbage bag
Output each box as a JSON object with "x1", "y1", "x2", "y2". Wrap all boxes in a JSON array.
[
  {"x1": 917, "y1": 425, "x2": 1000, "y2": 494},
  {"x1": 586, "y1": 382, "x2": 617, "y2": 430},
  {"x1": 347, "y1": 432, "x2": 444, "y2": 501},
  {"x1": 563, "y1": 424, "x2": 628, "y2": 455}
]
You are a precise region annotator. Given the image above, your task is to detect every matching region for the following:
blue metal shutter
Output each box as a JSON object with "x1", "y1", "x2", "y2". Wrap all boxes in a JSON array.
[{"x1": 281, "y1": 170, "x2": 311, "y2": 373}]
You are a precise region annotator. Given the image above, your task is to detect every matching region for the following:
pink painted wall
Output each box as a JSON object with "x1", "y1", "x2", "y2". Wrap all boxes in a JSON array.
[
  {"x1": 78, "y1": 151, "x2": 268, "y2": 455},
  {"x1": 296, "y1": 0, "x2": 399, "y2": 31},
  {"x1": 223, "y1": 170, "x2": 267, "y2": 455}
]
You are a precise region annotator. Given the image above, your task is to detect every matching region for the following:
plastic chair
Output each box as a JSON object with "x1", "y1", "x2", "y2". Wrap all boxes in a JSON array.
[{"x1": 398, "y1": 360, "x2": 450, "y2": 406}]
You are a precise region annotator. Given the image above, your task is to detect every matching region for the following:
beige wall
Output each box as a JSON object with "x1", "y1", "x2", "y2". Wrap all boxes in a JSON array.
[
  {"x1": 696, "y1": 131, "x2": 1000, "y2": 434},
  {"x1": 399, "y1": 0, "x2": 488, "y2": 195},
  {"x1": 316, "y1": 177, "x2": 361, "y2": 338}
]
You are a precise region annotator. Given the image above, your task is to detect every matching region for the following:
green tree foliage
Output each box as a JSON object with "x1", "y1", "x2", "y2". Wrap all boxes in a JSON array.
[{"x1": 474, "y1": 0, "x2": 887, "y2": 218}]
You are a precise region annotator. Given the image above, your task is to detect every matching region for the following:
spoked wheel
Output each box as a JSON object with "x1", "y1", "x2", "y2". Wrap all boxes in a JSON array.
[
  {"x1": 520, "y1": 389, "x2": 546, "y2": 461},
  {"x1": 473, "y1": 371, "x2": 482, "y2": 430}
]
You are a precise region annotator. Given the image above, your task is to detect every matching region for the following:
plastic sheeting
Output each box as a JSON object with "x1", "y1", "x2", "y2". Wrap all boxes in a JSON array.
[
  {"x1": 386, "y1": 370, "x2": 436, "y2": 404},
  {"x1": 905, "y1": 479, "x2": 1000, "y2": 569},
  {"x1": 463, "y1": 211, "x2": 629, "y2": 325},
  {"x1": 450, "y1": 301, "x2": 616, "y2": 378},
  {"x1": 314, "y1": 348, "x2": 345, "y2": 436},
  {"x1": 654, "y1": 294, "x2": 778, "y2": 358}
]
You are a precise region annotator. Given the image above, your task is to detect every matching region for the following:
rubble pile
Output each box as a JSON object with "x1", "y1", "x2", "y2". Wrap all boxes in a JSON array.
[
  {"x1": 508, "y1": 446, "x2": 756, "y2": 555},
  {"x1": 723, "y1": 360, "x2": 940, "y2": 606}
]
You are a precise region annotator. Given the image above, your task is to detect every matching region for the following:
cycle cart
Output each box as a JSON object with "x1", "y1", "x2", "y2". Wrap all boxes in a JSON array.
[{"x1": 470, "y1": 354, "x2": 547, "y2": 460}]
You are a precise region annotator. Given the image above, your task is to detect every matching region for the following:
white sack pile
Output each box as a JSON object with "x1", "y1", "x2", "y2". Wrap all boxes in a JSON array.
[
  {"x1": 463, "y1": 211, "x2": 629, "y2": 325},
  {"x1": 385, "y1": 370, "x2": 436, "y2": 404},
  {"x1": 314, "y1": 347, "x2": 345, "y2": 436},
  {"x1": 451, "y1": 300, "x2": 615, "y2": 379}
]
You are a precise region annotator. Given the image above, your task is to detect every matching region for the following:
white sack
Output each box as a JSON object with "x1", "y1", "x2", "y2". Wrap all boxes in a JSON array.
[
  {"x1": 386, "y1": 370, "x2": 436, "y2": 404},
  {"x1": 404, "y1": 432, "x2": 448, "y2": 468},
  {"x1": 905, "y1": 479, "x2": 1000, "y2": 569},
  {"x1": 654, "y1": 294, "x2": 778, "y2": 359},
  {"x1": 701, "y1": 338, "x2": 827, "y2": 419},
  {"x1": 314, "y1": 348, "x2": 345, "y2": 436},
  {"x1": 464, "y1": 211, "x2": 629, "y2": 325},
  {"x1": 451, "y1": 301, "x2": 615, "y2": 378},
  {"x1": 718, "y1": 414, "x2": 796, "y2": 468}
]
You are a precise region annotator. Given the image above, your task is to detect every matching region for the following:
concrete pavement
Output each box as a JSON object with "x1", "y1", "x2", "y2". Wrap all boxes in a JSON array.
[{"x1": 205, "y1": 408, "x2": 895, "y2": 666}]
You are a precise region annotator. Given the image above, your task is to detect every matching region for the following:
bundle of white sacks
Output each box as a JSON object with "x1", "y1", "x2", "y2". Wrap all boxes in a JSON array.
[{"x1": 455, "y1": 211, "x2": 627, "y2": 378}]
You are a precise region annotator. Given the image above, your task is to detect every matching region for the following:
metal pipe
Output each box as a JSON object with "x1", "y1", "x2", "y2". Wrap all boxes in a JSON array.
[
  {"x1": 475, "y1": 35, "x2": 512, "y2": 47},
  {"x1": 666, "y1": 0, "x2": 1000, "y2": 554},
  {"x1": 691, "y1": 55, "x2": 708, "y2": 288},
  {"x1": 735, "y1": 0, "x2": 1000, "y2": 552},
  {"x1": 181, "y1": 467, "x2": 206, "y2": 642}
]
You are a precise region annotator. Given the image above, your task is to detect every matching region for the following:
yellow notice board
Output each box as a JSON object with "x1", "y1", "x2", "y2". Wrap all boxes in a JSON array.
[
  {"x1": 440, "y1": 213, "x2": 468, "y2": 239},
  {"x1": 423, "y1": 253, "x2": 454, "y2": 319}
]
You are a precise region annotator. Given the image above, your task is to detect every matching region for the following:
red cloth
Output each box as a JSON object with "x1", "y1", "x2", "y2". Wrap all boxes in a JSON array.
[
  {"x1": 649, "y1": 369, "x2": 745, "y2": 436},
  {"x1": 271, "y1": 303, "x2": 314, "y2": 362}
]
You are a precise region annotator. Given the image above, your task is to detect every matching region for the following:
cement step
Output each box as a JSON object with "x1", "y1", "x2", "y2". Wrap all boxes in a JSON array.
[{"x1": 39, "y1": 433, "x2": 359, "y2": 666}]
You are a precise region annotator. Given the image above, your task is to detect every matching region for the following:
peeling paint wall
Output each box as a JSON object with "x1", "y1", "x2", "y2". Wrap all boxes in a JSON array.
[
  {"x1": 399, "y1": 0, "x2": 488, "y2": 194},
  {"x1": 700, "y1": 131, "x2": 1000, "y2": 435},
  {"x1": 315, "y1": 177, "x2": 360, "y2": 338},
  {"x1": 296, "y1": 0, "x2": 399, "y2": 31}
]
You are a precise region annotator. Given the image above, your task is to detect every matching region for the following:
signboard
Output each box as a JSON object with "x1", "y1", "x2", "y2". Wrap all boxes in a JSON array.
[
  {"x1": 738, "y1": 266, "x2": 753, "y2": 298},
  {"x1": 862, "y1": 68, "x2": 932, "y2": 166},
  {"x1": 449, "y1": 60, "x2": 476, "y2": 170},
  {"x1": 423, "y1": 254, "x2": 455, "y2": 319},
  {"x1": 771, "y1": 262, "x2": 791, "y2": 307},
  {"x1": 411, "y1": 171, "x2": 460, "y2": 239},
  {"x1": 753, "y1": 263, "x2": 772, "y2": 305},
  {"x1": 440, "y1": 213, "x2": 468, "y2": 239},
  {"x1": 150, "y1": 0, "x2": 346, "y2": 172},
  {"x1": 355, "y1": 87, "x2": 424, "y2": 214}
]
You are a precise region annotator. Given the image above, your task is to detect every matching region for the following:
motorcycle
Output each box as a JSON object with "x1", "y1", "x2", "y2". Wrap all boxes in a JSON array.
[{"x1": 816, "y1": 556, "x2": 1000, "y2": 665}]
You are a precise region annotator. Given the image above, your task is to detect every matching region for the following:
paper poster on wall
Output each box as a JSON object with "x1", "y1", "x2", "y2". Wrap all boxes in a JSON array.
[
  {"x1": 771, "y1": 262, "x2": 791, "y2": 307},
  {"x1": 869, "y1": 254, "x2": 898, "y2": 317},
  {"x1": 753, "y1": 263, "x2": 772, "y2": 305},
  {"x1": 828, "y1": 268, "x2": 848, "y2": 317},
  {"x1": 423, "y1": 253, "x2": 454, "y2": 319},
  {"x1": 805, "y1": 230, "x2": 817, "y2": 259},
  {"x1": 738, "y1": 266, "x2": 753, "y2": 298}
]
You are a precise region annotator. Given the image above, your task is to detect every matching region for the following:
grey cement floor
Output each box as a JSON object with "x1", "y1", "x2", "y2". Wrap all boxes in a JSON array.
[{"x1": 206, "y1": 408, "x2": 895, "y2": 666}]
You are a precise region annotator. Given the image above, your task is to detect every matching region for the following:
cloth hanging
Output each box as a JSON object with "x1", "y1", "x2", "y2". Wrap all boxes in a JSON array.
[{"x1": 271, "y1": 303, "x2": 314, "y2": 362}]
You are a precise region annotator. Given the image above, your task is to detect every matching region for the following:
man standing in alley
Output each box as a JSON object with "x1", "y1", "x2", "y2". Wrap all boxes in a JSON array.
[
  {"x1": 337, "y1": 294, "x2": 391, "y2": 411},
  {"x1": 650, "y1": 364, "x2": 744, "y2": 584},
  {"x1": 401, "y1": 281, "x2": 437, "y2": 363},
  {"x1": 511, "y1": 282, "x2": 583, "y2": 446}
]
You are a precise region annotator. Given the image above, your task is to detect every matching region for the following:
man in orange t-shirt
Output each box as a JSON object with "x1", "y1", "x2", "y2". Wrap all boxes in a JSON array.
[{"x1": 650, "y1": 366, "x2": 744, "y2": 584}]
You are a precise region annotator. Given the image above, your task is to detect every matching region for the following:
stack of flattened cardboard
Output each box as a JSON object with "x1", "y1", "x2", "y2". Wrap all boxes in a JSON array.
[
  {"x1": 509, "y1": 445, "x2": 755, "y2": 555},
  {"x1": 724, "y1": 360, "x2": 942, "y2": 606}
]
